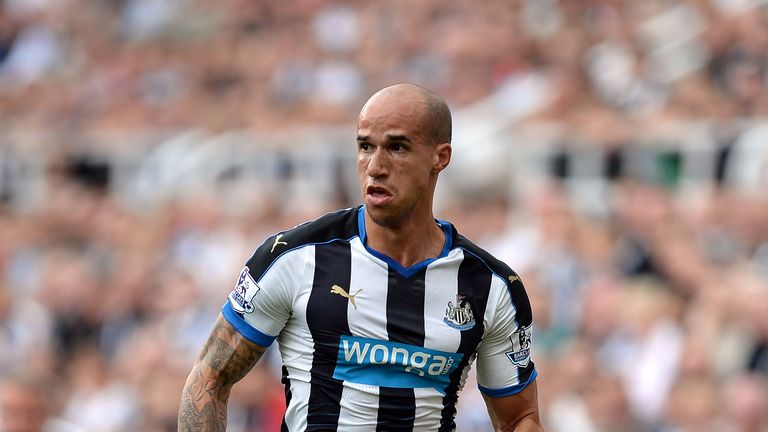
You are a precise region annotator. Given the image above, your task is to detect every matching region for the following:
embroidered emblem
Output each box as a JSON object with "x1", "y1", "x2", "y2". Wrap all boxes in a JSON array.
[{"x1": 443, "y1": 295, "x2": 476, "y2": 330}]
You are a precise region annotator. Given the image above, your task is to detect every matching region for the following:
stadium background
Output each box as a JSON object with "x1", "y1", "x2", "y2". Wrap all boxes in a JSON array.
[{"x1": 1, "y1": 0, "x2": 768, "y2": 431}]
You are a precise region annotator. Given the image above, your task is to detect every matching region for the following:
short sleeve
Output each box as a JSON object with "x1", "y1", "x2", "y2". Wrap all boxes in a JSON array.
[
  {"x1": 475, "y1": 274, "x2": 537, "y2": 397},
  {"x1": 222, "y1": 235, "x2": 305, "y2": 347}
]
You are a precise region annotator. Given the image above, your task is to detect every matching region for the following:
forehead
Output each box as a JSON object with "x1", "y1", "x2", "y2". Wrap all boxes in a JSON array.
[{"x1": 357, "y1": 92, "x2": 428, "y2": 139}]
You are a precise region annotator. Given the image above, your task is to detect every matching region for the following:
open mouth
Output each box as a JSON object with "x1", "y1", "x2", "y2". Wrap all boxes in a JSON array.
[{"x1": 366, "y1": 185, "x2": 393, "y2": 206}]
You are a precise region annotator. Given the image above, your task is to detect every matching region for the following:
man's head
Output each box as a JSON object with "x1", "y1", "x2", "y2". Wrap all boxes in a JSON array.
[{"x1": 356, "y1": 83, "x2": 452, "y2": 227}]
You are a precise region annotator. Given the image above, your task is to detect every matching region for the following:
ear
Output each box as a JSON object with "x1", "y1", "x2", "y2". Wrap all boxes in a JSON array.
[{"x1": 432, "y1": 143, "x2": 452, "y2": 173}]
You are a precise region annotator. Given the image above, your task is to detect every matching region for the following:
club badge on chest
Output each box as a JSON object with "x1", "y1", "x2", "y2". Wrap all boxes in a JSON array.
[{"x1": 443, "y1": 295, "x2": 476, "y2": 331}]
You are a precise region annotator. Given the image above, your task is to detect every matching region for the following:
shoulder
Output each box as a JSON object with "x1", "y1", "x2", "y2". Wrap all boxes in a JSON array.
[
  {"x1": 452, "y1": 231, "x2": 518, "y2": 282},
  {"x1": 276, "y1": 206, "x2": 360, "y2": 247},
  {"x1": 246, "y1": 207, "x2": 360, "y2": 281},
  {"x1": 451, "y1": 229, "x2": 532, "y2": 324}
]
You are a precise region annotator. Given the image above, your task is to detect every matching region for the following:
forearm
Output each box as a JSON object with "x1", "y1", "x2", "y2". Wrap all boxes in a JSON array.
[
  {"x1": 177, "y1": 314, "x2": 266, "y2": 432},
  {"x1": 504, "y1": 413, "x2": 545, "y2": 432},
  {"x1": 178, "y1": 364, "x2": 231, "y2": 432},
  {"x1": 484, "y1": 380, "x2": 545, "y2": 432},
  {"x1": 492, "y1": 412, "x2": 544, "y2": 432}
]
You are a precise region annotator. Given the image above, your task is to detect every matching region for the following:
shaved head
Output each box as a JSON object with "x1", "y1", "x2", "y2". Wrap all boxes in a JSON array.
[
  {"x1": 357, "y1": 83, "x2": 453, "y2": 228},
  {"x1": 363, "y1": 83, "x2": 452, "y2": 145}
]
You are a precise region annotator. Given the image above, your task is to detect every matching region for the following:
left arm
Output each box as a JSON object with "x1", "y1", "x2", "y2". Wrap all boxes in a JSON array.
[
  {"x1": 476, "y1": 269, "x2": 544, "y2": 431},
  {"x1": 483, "y1": 379, "x2": 544, "y2": 431}
]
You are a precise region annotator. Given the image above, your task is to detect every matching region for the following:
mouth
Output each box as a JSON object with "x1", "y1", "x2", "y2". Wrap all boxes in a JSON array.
[{"x1": 365, "y1": 185, "x2": 393, "y2": 206}]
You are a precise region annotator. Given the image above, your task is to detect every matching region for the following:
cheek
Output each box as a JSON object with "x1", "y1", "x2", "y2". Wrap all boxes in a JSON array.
[
  {"x1": 357, "y1": 156, "x2": 367, "y2": 176},
  {"x1": 394, "y1": 165, "x2": 429, "y2": 188}
]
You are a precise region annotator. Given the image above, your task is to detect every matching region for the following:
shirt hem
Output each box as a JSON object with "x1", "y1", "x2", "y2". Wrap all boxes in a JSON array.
[
  {"x1": 477, "y1": 369, "x2": 538, "y2": 397},
  {"x1": 221, "y1": 302, "x2": 276, "y2": 347}
]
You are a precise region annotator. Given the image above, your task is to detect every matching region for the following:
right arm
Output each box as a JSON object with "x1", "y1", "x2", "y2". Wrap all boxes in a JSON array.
[
  {"x1": 483, "y1": 379, "x2": 544, "y2": 431},
  {"x1": 178, "y1": 313, "x2": 267, "y2": 432}
]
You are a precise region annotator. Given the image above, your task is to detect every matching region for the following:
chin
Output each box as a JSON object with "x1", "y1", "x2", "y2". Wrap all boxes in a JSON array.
[{"x1": 365, "y1": 204, "x2": 410, "y2": 228}]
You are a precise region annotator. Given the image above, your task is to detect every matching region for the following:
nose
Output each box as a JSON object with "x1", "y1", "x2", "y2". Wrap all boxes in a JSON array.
[{"x1": 366, "y1": 147, "x2": 389, "y2": 179}]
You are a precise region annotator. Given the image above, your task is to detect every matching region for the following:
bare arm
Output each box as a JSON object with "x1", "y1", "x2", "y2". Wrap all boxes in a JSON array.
[
  {"x1": 178, "y1": 313, "x2": 267, "y2": 432},
  {"x1": 483, "y1": 379, "x2": 545, "y2": 432}
]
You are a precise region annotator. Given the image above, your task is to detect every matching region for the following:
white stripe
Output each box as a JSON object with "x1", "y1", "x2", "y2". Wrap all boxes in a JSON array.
[
  {"x1": 413, "y1": 387, "x2": 445, "y2": 431},
  {"x1": 415, "y1": 248, "x2": 465, "y2": 428},
  {"x1": 347, "y1": 237, "x2": 390, "y2": 341},
  {"x1": 282, "y1": 380, "x2": 311, "y2": 431},
  {"x1": 338, "y1": 383, "x2": 381, "y2": 431},
  {"x1": 244, "y1": 245, "x2": 309, "y2": 337},
  {"x1": 423, "y1": 248, "x2": 463, "y2": 353},
  {"x1": 476, "y1": 274, "x2": 520, "y2": 388},
  {"x1": 337, "y1": 237, "x2": 390, "y2": 425},
  {"x1": 278, "y1": 245, "x2": 316, "y2": 431}
]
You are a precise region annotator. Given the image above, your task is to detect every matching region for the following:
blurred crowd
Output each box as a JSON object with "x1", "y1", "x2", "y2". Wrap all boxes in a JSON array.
[
  {"x1": 1, "y1": 0, "x2": 768, "y2": 431},
  {"x1": 0, "y1": 0, "x2": 767, "y2": 132}
]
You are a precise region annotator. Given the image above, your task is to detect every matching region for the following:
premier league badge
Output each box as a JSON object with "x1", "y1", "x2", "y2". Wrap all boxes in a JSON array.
[
  {"x1": 229, "y1": 267, "x2": 260, "y2": 314},
  {"x1": 505, "y1": 325, "x2": 532, "y2": 367}
]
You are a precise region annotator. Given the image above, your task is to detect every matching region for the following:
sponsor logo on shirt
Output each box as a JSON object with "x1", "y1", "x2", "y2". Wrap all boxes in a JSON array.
[
  {"x1": 330, "y1": 284, "x2": 363, "y2": 310},
  {"x1": 505, "y1": 324, "x2": 532, "y2": 367},
  {"x1": 443, "y1": 295, "x2": 476, "y2": 330},
  {"x1": 270, "y1": 234, "x2": 288, "y2": 253},
  {"x1": 229, "y1": 267, "x2": 260, "y2": 314},
  {"x1": 333, "y1": 335, "x2": 463, "y2": 394}
]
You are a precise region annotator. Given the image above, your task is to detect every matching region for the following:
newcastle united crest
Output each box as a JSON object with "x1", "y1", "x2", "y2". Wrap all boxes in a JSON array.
[{"x1": 443, "y1": 295, "x2": 476, "y2": 331}]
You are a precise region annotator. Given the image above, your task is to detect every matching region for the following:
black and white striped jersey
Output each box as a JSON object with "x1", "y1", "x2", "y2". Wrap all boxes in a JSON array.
[{"x1": 222, "y1": 206, "x2": 537, "y2": 431}]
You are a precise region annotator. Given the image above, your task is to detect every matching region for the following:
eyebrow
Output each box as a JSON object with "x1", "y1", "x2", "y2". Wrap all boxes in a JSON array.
[
  {"x1": 386, "y1": 134, "x2": 412, "y2": 143},
  {"x1": 356, "y1": 134, "x2": 413, "y2": 143}
]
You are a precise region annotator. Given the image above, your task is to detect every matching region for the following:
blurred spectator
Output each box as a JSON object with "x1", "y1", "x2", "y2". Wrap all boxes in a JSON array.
[
  {"x1": 0, "y1": 283, "x2": 53, "y2": 376},
  {"x1": 0, "y1": 374, "x2": 49, "y2": 432},
  {"x1": 0, "y1": 373, "x2": 78, "y2": 432}
]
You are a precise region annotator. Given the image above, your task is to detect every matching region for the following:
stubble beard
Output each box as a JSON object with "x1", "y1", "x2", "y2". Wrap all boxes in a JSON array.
[{"x1": 367, "y1": 202, "x2": 416, "y2": 229}]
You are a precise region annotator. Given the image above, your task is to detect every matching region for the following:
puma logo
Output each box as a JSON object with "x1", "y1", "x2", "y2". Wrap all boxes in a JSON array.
[
  {"x1": 330, "y1": 285, "x2": 363, "y2": 310},
  {"x1": 271, "y1": 234, "x2": 288, "y2": 253},
  {"x1": 508, "y1": 275, "x2": 520, "y2": 283}
]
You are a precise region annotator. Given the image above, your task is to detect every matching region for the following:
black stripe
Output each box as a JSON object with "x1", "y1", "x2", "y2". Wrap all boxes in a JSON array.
[
  {"x1": 385, "y1": 268, "x2": 426, "y2": 346},
  {"x1": 377, "y1": 387, "x2": 417, "y2": 432},
  {"x1": 376, "y1": 268, "x2": 426, "y2": 431},
  {"x1": 306, "y1": 242, "x2": 352, "y2": 431},
  {"x1": 280, "y1": 365, "x2": 291, "y2": 432},
  {"x1": 506, "y1": 273, "x2": 532, "y2": 327},
  {"x1": 518, "y1": 361, "x2": 536, "y2": 385},
  {"x1": 439, "y1": 252, "x2": 492, "y2": 432},
  {"x1": 452, "y1": 232, "x2": 532, "y2": 327}
]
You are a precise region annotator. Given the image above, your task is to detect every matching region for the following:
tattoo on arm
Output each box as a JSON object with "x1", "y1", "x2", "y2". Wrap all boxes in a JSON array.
[{"x1": 178, "y1": 315, "x2": 267, "y2": 432}]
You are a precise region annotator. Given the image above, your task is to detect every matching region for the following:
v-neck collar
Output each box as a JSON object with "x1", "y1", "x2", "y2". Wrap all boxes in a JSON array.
[{"x1": 357, "y1": 206, "x2": 453, "y2": 278}]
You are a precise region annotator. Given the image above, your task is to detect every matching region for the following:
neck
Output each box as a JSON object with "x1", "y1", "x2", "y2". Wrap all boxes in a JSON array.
[{"x1": 363, "y1": 207, "x2": 446, "y2": 268}]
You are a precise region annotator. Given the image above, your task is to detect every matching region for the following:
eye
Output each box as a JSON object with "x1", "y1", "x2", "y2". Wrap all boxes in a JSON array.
[
  {"x1": 391, "y1": 143, "x2": 402, "y2": 152},
  {"x1": 359, "y1": 142, "x2": 371, "y2": 151}
]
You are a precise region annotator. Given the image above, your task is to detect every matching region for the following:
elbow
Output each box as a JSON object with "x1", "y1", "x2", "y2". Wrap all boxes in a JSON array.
[
  {"x1": 183, "y1": 361, "x2": 233, "y2": 396},
  {"x1": 498, "y1": 410, "x2": 544, "y2": 432}
]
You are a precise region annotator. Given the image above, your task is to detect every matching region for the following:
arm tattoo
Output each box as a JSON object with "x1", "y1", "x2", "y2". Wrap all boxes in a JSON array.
[{"x1": 178, "y1": 315, "x2": 266, "y2": 432}]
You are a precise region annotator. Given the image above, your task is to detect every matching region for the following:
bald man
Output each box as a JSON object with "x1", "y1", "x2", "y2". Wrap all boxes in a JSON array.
[{"x1": 179, "y1": 84, "x2": 543, "y2": 431}]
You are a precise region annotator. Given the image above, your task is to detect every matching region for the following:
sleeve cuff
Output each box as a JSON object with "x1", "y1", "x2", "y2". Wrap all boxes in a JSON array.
[
  {"x1": 221, "y1": 302, "x2": 277, "y2": 347},
  {"x1": 478, "y1": 369, "x2": 538, "y2": 397}
]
